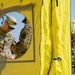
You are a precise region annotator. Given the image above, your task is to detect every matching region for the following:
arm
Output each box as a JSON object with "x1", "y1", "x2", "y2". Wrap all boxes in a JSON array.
[{"x1": 10, "y1": 22, "x2": 32, "y2": 58}]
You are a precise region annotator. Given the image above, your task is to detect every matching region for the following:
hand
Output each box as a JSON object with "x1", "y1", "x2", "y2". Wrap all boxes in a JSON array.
[
  {"x1": 8, "y1": 54, "x2": 17, "y2": 59},
  {"x1": 0, "y1": 52, "x2": 7, "y2": 57}
]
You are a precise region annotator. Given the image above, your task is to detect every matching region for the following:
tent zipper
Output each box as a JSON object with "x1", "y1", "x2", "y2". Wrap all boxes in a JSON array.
[{"x1": 56, "y1": 0, "x2": 58, "y2": 6}]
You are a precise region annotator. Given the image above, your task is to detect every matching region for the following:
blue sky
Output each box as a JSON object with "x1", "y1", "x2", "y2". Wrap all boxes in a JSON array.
[
  {"x1": 71, "y1": 0, "x2": 75, "y2": 31},
  {"x1": 0, "y1": 12, "x2": 25, "y2": 42},
  {"x1": 71, "y1": 0, "x2": 75, "y2": 20}
]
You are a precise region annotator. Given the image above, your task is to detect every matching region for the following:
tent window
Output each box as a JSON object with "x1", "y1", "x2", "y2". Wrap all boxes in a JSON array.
[{"x1": 0, "y1": 4, "x2": 35, "y2": 63}]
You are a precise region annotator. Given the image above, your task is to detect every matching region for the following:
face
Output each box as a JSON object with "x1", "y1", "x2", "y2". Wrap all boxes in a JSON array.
[
  {"x1": 3, "y1": 20, "x2": 13, "y2": 32},
  {"x1": 25, "y1": 20, "x2": 29, "y2": 24}
]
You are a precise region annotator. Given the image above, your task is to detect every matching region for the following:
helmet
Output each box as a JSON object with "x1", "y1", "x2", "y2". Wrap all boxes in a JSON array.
[{"x1": 6, "y1": 16, "x2": 17, "y2": 29}]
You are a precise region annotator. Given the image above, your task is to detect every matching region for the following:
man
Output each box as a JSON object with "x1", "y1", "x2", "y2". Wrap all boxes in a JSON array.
[
  {"x1": 10, "y1": 17, "x2": 32, "y2": 58},
  {"x1": 20, "y1": 17, "x2": 32, "y2": 49},
  {"x1": 0, "y1": 15, "x2": 17, "y2": 59}
]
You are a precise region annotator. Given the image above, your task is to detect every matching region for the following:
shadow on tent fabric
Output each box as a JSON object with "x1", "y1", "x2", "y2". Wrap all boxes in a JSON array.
[{"x1": 0, "y1": 55, "x2": 7, "y2": 75}]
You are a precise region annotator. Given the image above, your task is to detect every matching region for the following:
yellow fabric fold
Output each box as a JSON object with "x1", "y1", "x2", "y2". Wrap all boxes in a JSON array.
[
  {"x1": 40, "y1": 0, "x2": 71, "y2": 75},
  {"x1": 40, "y1": 0, "x2": 52, "y2": 75},
  {"x1": 49, "y1": 0, "x2": 71, "y2": 75}
]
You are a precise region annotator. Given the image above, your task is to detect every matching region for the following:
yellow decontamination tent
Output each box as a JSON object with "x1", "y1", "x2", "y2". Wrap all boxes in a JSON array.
[{"x1": 0, "y1": 0, "x2": 71, "y2": 75}]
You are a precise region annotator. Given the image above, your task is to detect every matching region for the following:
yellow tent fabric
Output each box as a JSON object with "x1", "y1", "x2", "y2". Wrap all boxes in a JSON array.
[
  {"x1": 40, "y1": 0, "x2": 71, "y2": 75},
  {"x1": 40, "y1": 0, "x2": 52, "y2": 75},
  {"x1": 0, "y1": 0, "x2": 72, "y2": 75},
  {"x1": 49, "y1": 0, "x2": 71, "y2": 74}
]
